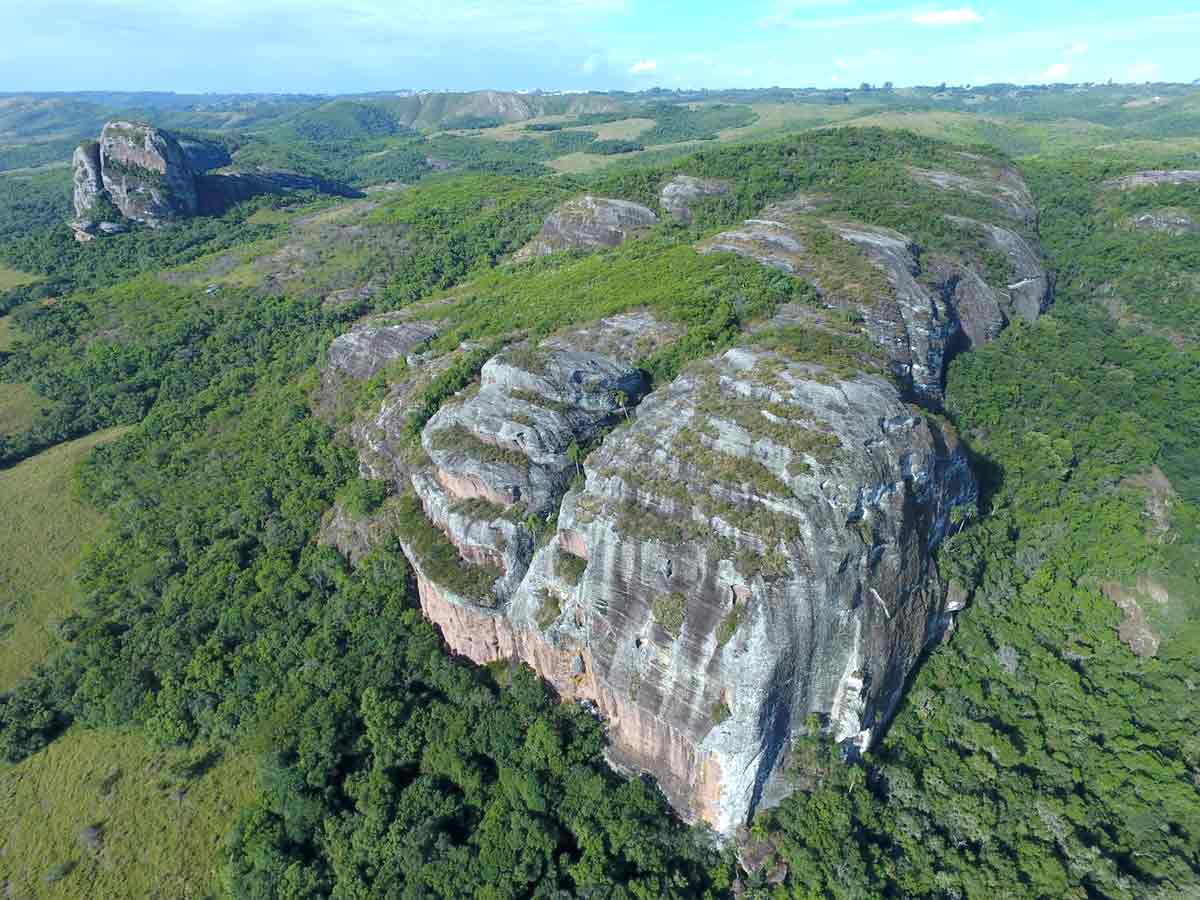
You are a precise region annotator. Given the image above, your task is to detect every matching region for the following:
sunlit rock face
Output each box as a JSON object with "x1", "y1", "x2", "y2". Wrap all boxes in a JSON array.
[{"x1": 375, "y1": 316, "x2": 975, "y2": 836}]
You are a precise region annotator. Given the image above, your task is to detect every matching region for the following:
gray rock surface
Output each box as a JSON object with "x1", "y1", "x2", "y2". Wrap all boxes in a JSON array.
[
  {"x1": 71, "y1": 142, "x2": 105, "y2": 224},
  {"x1": 944, "y1": 214, "x2": 1053, "y2": 328},
  {"x1": 1104, "y1": 170, "x2": 1200, "y2": 191},
  {"x1": 698, "y1": 215, "x2": 954, "y2": 401},
  {"x1": 698, "y1": 196, "x2": 1051, "y2": 397},
  {"x1": 659, "y1": 175, "x2": 732, "y2": 224},
  {"x1": 516, "y1": 195, "x2": 658, "y2": 259}
]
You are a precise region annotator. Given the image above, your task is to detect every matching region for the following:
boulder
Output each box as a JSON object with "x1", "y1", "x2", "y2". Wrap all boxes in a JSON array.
[
  {"x1": 659, "y1": 175, "x2": 732, "y2": 224},
  {"x1": 516, "y1": 195, "x2": 658, "y2": 259}
]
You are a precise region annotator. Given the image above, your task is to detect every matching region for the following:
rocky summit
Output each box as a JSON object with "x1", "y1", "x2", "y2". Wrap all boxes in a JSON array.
[{"x1": 319, "y1": 156, "x2": 1056, "y2": 837}]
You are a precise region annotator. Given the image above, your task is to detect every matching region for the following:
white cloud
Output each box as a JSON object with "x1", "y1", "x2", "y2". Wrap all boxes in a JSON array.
[
  {"x1": 835, "y1": 58, "x2": 850, "y2": 70},
  {"x1": 581, "y1": 53, "x2": 602, "y2": 75},
  {"x1": 1065, "y1": 41, "x2": 1089, "y2": 57},
  {"x1": 912, "y1": 8, "x2": 982, "y2": 26},
  {"x1": 1040, "y1": 62, "x2": 1071, "y2": 81},
  {"x1": 1128, "y1": 61, "x2": 1161, "y2": 80},
  {"x1": 630, "y1": 59, "x2": 657, "y2": 76}
]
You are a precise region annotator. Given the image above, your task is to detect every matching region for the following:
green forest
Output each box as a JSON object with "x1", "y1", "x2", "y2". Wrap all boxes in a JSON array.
[{"x1": 0, "y1": 85, "x2": 1197, "y2": 899}]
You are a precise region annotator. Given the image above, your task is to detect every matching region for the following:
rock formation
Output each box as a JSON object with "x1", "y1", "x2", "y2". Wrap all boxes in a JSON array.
[
  {"x1": 516, "y1": 196, "x2": 658, "y2": 259},
  {"x1": 1129, "y1": 209, "x2": 1198, "y2": 236},
  {"x1": 697, "y1": 202, "x2": 1050, "y2": 402},
  {"x1": 388, "y1": 323, "x2": 974, "y2": 836},
  {"x1": 70, "y1": 120, "x2": 358, "y2": 240},
  {"x1": 659, "y1": 175, "x2": 732, "y2": 224},
  {"x1": 326, "y1": 156, "x2": 1049, "y2": 839},
  {"x1": 1104, "y1": 170, "x2": 1200, "y2": 191}
]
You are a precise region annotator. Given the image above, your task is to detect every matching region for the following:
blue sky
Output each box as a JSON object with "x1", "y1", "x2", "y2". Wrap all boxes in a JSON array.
[{"x1": 1, "y1": 1, "x2": 1197, "y2": 94}]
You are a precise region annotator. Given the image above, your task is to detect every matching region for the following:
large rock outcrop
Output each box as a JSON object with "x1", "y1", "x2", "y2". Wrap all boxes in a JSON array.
[
  {"x1": 97, "y1": 120, "x2": 200, "y2": 226},
  {"x1": 395, "y1": 332, "x2": 975, "y2": 836},
  {"x1": 516, "y1": 196, "x2": 658, "y2": 260},
  {"x1": 70, "y1": 120, "x2": 360, "y2": 240},
  {"x1": 659, "y1": 175, "x2": 732, "y2": 224},
  {"x1": 328, "y1": 154, "x2": 1048, "y2": 840}
]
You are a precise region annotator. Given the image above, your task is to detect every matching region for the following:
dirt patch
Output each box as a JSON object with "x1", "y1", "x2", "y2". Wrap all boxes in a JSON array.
[{"x1": 1100, "y1": 577, "x2": 1170, "y2": 658}]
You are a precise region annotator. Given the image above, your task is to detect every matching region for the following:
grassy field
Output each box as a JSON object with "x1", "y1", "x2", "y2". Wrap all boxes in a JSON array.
[
  {"x1": 0, "y1": 728, "x2": 257, "y2": 900},
  {"x1": 564, "y1": 117, "x2": 655, "y2": 140},
  {"x1": 0, "y1": 428, "x2": 127, "y2": 691},
  {"x1": 0, "y1": 381, "x2": 56, "y2": 435},
  {"x1": 0, "y1": 262, "x2": 36, "y2": 290}
]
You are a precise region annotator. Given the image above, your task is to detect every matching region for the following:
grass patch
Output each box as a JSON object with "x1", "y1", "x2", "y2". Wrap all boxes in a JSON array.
[
  {"x1": 716, "y1": 605, "x2": 745, "y2": 648},
  {"x1": 428, "y1": 424, "x2": 530, "y2": 471},
  {"x1": 393, "y1": 491, "x2": 501, "y2": 603},
  {"x1": 711, "y1": 700, "x2": 731, "y2": 725},
  {"x1": 0, "y1": 727, "x2": 255, "y2": 899},
  {"x1": 0, "y1": 263, "x2": 36, "y2": 291},
  {"x1": 0, "y1": 382, "x2": 58, "y2": 436},
  {"x1": 652, "y1": 592, "x2": 687, "y2": 638},
  {"x1": 0, "y1": 428, "x2": 127, "y2": 690},
  {"x1": 555, "y1": 549, "x2": 588, "y2": 586},
  {"x1": 535, "y1": 589, "x2": 562, "y2": 630}
]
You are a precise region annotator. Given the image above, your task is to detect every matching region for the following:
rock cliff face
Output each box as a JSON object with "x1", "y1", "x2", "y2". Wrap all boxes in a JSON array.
[
  {"x1": 98, "y1": 120, "x2": 200, "y2": 225},
  {"x1": 516, "y1": 196, "x2": 658, "y2": 259},
  {"x1": 393, "y1": 331, "x2": 975, "y2": 836},
  {"x1": 1129, "y1": 209, "x2": 1198, "y2": 236},
  {"x1": 328, "y1": 154, "x2": 1048, "y2": 838}
]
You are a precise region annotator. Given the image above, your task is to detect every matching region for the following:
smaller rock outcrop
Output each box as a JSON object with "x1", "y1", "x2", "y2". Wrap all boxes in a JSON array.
[
  {"x1": 908, "y1": 158, "x2": 1038, "y2": 226},
  {"x1": 326, "y1": 319, "x2": 438, "y2": 381},
  {"x1": 1104, "y1": 170, "x2": 1200, "y2": 191},
  {"x1": 516, "y1": 196, "x2": 658, "y2": 260},
  {"x1": 659, "y1": 175, "x2": 732, "y2": 224},
  {"x1": 698, "y1": 196, "x2": 1051, "y2": 400},
  {"x1": 1129, "y1": 209, "x2": 1198, "y2": 236}
]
